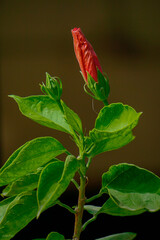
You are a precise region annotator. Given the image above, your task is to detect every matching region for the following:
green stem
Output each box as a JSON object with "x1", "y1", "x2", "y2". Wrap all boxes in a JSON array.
[
  {"x1": 57, "y1": 200, "x2": 75, "y2": 214},
  {"x1": 73, "y1": 157, "x2": 86, "y2": 240},
  {"x1": 86, "y1": 157, "x2": 92, "y2": 169},
  {"x1": 103, "y1": 99, "x2": 108, "y2": 106},
  {"x1": 71, "y1": 179, "x2": 80, "y2": 190},
  {"x1": 82, "y1": 215, "x2": 97, "y2": 231},
  {"x1": 85, "y1": 192, "x2": 102, "y2": 203}
]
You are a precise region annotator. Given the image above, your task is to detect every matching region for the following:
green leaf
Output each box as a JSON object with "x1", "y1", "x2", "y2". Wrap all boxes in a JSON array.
[
  {"x1": 93, "y1": 103, "x2": 141, "y2": 136},
  {"x1": 95, "y1": 232, "x2": 136, "y2": 240},
  {"x1": 37, "y1": 155, "x2": 79, "y2": 217},
  {"x1": 9, "y1": 95, "x2": 72, "y2": 134},
  {"x1": 61, "y1": 101, "x2": 83, "y2": 135},
  {"x1": 87, "y1": 131, "x2": 134, "y2": 157},
  {"x1": 0, "y1": 196, "x2": 15, "y2": 223},
  {"x1": 0, "y1": 137, "x2": 66, "y2": 187},
  {"x1": 37, "y1": 161, "x2": 64, "y2": 216},
  {"x1": 0, "y1": 142, "x2": 28, "y2": 174},
  {"x1": 1, "y1": 167, "x2": 43, "y2": 197},
  {"x1": 88, "y1": 103, "x2": 141, "y2": 157},
  {"x1": 46, "y1": 232, "x2": 65, "y2": 240},
  {"x1": 32, "y1": 232, "x2": 65, "y2": 240},
  {"x1": 84, "y1": 205, "x2": 101, "y2": 215},
  {"x1": 0, "y1": 191, "x2": 38, "y2": 240},
  {"x1": 85, "y1": 197, "x2": 145, "y2": 217},
  {"x1": 101, "y1": 163, "x2": 160, "y2": 212}
]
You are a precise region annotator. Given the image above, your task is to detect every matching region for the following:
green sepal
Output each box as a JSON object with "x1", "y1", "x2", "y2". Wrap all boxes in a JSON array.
[
  {"x1": 40, "y1": 72, "x2": 62, "y2": 101},
  {"x1": 84, "y1": 70, "x2": 110, "y2": 104}
]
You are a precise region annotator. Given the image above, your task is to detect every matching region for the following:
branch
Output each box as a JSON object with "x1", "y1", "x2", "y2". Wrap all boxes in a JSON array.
[
  {"x1": 57, "y1": 200, "x2": 75, "y2": 214},
  {"x1": 85, "y1": 193, "x2": 102, "y2": 203},
  {"x1": 82, "y1": 215, "x2": 97, "y2": 231}
]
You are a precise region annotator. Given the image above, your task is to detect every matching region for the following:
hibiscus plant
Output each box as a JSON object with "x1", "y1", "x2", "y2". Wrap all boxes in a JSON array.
[{"x1": 0, "y1": 27, "x2": 160, "y2": 240}]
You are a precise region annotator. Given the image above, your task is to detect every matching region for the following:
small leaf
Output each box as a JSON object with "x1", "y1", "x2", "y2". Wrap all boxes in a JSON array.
[
  {"x1": 9, "y1": 95, "x2": 72, "y2": 134},
  {"x1": 37, "y1": 155, "x2": 79, "y2": 217},
  {"x1": 87, "y1": 131, "x2": 134, "y2": 157},
  {"x1": 95, "y1": 232, "x2": 136, "y2": 240},
  {"x1": 101, "y1": 163, "x2": 160, "y2": 212},
  {"x1": 2, "y1": 167, "x2": 43, "y2": 197},
  {"x1": 88, "y1": 103, "x2": 141, "y2": 157},
  {"x1": 0, "y1": 191, "x2": 38, "y2": 240},
  {"x1": 46, "y1": 232, "x2": 65, "y2": 240},
  {"x1": 93, "y1": 103, "x2": 142, "y2": 137},
  {"x1": 61, "y1": 101, "x2": 83, "y2": 135},
  {"x1": 84, "y1": 205, "x2": 101, "y2": 215},
  {"x1": 84, "y1": 198, "x2": 145, "y2": 217},
  {"x1": 99, "y1": 198, "x2": 145, "y2": 216},
  {"x1": 0, "y1": 137, "x2": 66, "y2": 186}
]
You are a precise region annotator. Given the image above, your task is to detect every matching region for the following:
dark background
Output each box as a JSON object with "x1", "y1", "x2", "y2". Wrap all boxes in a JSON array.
[{"x1": 0, "y1": 1, "x2": 160, "y2": 239}]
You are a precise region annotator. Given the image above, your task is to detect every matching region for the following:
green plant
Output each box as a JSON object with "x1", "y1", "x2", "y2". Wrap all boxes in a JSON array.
[{"x1": 0, "y1": 27, "x2": 160, "y2": 240}]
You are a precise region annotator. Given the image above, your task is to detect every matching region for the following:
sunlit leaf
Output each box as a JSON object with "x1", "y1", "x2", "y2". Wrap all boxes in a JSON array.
[
  {"x1": 9, "y1": 95, "x2": 72, "y2": 134},
  {"x1": 101, "y1": 163, "x2": 160, "y2": 212},
  {"x1": 37, "y1": 155, "x2": 79, "y2": 217},
  {"x1": 0, "y1": 137, "x2": 66, "y2": 186}
]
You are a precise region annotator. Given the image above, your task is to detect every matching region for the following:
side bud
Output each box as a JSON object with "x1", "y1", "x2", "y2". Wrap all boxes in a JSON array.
[{"x1": 40, "y1": 73, "x2": 62, "y2": 101}]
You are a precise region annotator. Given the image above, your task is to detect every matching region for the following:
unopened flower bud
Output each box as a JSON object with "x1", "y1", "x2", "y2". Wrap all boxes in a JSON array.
[{"x1": 40, "y1": 73, "x2": 62, "y2": 101}]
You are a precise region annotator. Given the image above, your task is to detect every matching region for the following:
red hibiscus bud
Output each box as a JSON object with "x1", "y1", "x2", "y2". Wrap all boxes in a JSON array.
[{"x1": 71, "y1": 27, "x2": 103, "y2": 83}]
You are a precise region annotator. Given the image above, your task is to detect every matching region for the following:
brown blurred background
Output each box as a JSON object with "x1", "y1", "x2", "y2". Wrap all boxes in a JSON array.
[{"x1": 0, "y1": 1, "x2": 160, "y2": 239}]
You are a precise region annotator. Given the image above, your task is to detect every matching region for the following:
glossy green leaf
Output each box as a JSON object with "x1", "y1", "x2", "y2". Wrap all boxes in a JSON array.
[
  {"x1": 46, "y1": 232, "x2": 65, "y2": 240},
  {"x1": 95, "y1": 232, "x2": 136, "y2": 240},
  {"x1": 9, "y1": 95, "x2": 72, "y2": 134},
  {"x1": 0, "y1": 137, "x2": 66, "y2": 187},
  {"x1": 0, "y1": 142, "x2": 28, "y2": 174},
  {"x1": 88, "y1": 103, "x2": 141, "y2": 157},
  {"x1": 37, "y1": 161, "x2": 64, "y2": 216},
  {"x1": 84, "y1": 198, "x2": 145, "y2": 217},
  {"x1": 0, "y1": 196, "x2": 15, "y2": 223},
  {"x1": 92, "y1": 103, "x2": 142, "y2": 138},
  {"x1": 61, "y1": 101, "x2": 83, "y2": 135},
  {"x1": 0, "y1": 191, "x2": 38, "y2": 240},
  {"x1": 37, "y1": 155, "x2": 79, "y2": 217},
  {"x1": 102, "y1": 163, "x2": 160, "y2": 212},
  {"x1": 1, "y1": 167, "x2": 43, "y2": 197},
  {"x1": 87, "y1": 131, "x2": 134, "y2": 157}
]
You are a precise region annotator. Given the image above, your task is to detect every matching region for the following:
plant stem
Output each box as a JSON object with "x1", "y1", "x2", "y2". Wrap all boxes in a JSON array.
[
  {"x1": 85, "y1": 192, "x2": 102, "y2": 203},
  {"x1": 82, "y1": 215, "x2": 97, "y2": 231},
  {"x1": 71, "y1": 179, "x2": 80, "y2": 190},
  {"x1": 73, "y1": 170, "x2": 86, "y2": 240},
  {"x1": 57, "y1": 200, "x2": 75, "y2": 214},
  {"x1": 103, "y1": 99, "x2": 108, "y2": 106}
]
